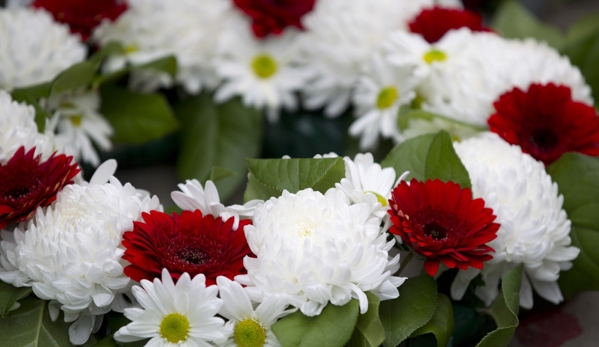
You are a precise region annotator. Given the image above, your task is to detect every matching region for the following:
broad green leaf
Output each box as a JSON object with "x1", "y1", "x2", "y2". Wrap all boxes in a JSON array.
[
  {"x1": 272, "y1": 300, "x2": 359, "y2": 347},
  {"x1": 562, "y1": 27, "x2": 599, "y2": 105},
  {"x1": 410, "y1": 294, "x2": 454, "y2": 347},
  {"x1": 566, "y1": 11, "x2": 599, "y2": 44},
  {"x1": 51, "y1": 62, "x2": 97, "y2": 96},
  {"x1": 175, "y1": 93, "x2": 262, "y2": 201},
  {"x1": 210, "y1": 166, "x2": 238, "y2": 183},
  {"x1": 245, "y1": 157, "x2": 346, "y2": 201},
  {"x1": 381, "y1": 131, "x2": 471, "y2": 189},
  {"x1": 88, "y1": 42, "x2": 126, "y2": 66},
  {"x1": 397, "y1": 108, "x2": 485, "y2": 136},
  {"x1": 12, "y1": 82, "x2": 52, "y2": 99},
  {"x1": 346, "y1": 293, "x2": 386, "y2": 347},
  {"x1": 492, "y1": 0, "x2": 565, "y2": 50},
  {"x1": 136, "y1": 56, "x2": 177, "y2": 77},
  {"x1": 100, "y1": 84, "x2": 179, "y2": 145},
  {"x1": 379, "y1": 275, "x2": 438, "y2": 347},
  {"x1": 0, "y1": 282, "x2": 31, "y2": 318},
  {"x1": 547, "y1": 153, "x2": 599, "y2": 297},
  {"x1": 244, "y1": 173, "x2": 283, "y2": 202},
  {"x1": 476, "y1": 264, "x2": 523, "y2": 347}
]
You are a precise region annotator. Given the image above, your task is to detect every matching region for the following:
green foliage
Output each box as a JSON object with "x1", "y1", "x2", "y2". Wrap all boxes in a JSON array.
[
  {"x1": 271, "y1": 300, "x2": 360, "y2": 347},
  {"x1": 476, "y1": 265, "x2": 523, "y2": 347},
  {"x1": 562, "y1": 21, "x2": 599, "y2": 105},
  {"x1": 410, "y1": 294, "x2": 454, "y2": 347},
  {"x1": 381, "y1": 131, "x2": 471, "y2": 189},
  {"x1": 51, "y1": 62, "x2": 97, "y2": 96},
  {"x1": 0, "y1": 282, "x2": 31, "y2": 318},
  {"x1": 10, "y1": 90, "x2": 52, "y2": 132},
  {"x1": 175, "y1": 93, "x2": 262, "y2": 201},
  {"x1": 379, "y1": 276, "x2": 438, "y2": 347},
  {"x1": 547, "y1": 153, "x2": 599, "y2": 297},
  {"x1": 346, "y1": 293, "x2": 386, "y2": 347},
  {"x1": 210, "y1": 166, "x2": 238, "y2": 183},
  {"x1": 397, "y1": 107, "x2": 485, "y2": 135},
  {"x1": 100, "y1": 84, "x2": 179, "y2": 145}
]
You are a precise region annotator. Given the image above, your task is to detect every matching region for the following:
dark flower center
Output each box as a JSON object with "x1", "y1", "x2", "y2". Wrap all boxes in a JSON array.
[
  {"x1": 175, "y1": 247, "x2": 209, "y2": 266},
  {"x1": 530, "y1": 128, "x2": 559, "y2": 151},
  {"x1": 4, "y1": 186, "x2": 33, "y2": 200},
  {"x1": 423, "y1": 222, "x2": 448, "y2": 240}
]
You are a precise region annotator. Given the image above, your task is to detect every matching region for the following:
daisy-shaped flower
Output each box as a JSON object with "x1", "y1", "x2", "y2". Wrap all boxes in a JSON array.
[
  {"x1": 232, "y1": 0, "x2": 315, "y2": 38},
  {"x1": 49, "y1": 91, "x2": 113, "y2": 167},
  {"x1": 237, "y1": 188, "x2": 404, "y2": 317},
  {"x1": 215, "y1": 21, "x2": 308, "y2": 122},
  {"x1": 0, "y1": 8, "x2": 86, "y2": 90},
  {"x1": 217, "y1": 276, "x2": 293, "y2": 347},
  {"x1": 115, "y1": 269, "x2": 228, "y2": 346},
  {"x1": 349, "y1": 53, "x2": 420, "y2": 149},
  {"x1": 408, "y1": 6, "x2": 492, "y2": 44},
  {"x1": 171, "y1": 179, "x2": 261, "y2": 231},
  {"x1": 0, "y1": 146, "x2": 79, "y2": 229},
  {"x1": 388, "y1": 179, "x2": 499, "y2": 276},
  {"x1": 122, "y1": 210, "x2": 252, "y2": 286},
  {"x1": 489, "y1": 83, "x2": 599, "y2": 165},
  {"x1": 452, "y1": 133, "x2": 580, "y2": 308}
]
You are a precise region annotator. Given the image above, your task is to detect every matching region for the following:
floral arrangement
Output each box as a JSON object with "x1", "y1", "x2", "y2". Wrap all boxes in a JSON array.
[{"x1": 1, "y1": 0, "x2": 599, "y2": 346}]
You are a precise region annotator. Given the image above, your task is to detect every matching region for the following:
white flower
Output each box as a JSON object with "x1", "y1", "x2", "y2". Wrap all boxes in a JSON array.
[
  {"x1": 171, "y1": 179, "x2": 261, "y2": 231},
  {"x1": 0, "y1": 160, "x2": 162, "y2": 345},
  {"x1": 217, "y1": 276, "x2": 294, "y2": 347},
  {"x1": 114, "y1": 269, "x2": 228, "y2": 347},
  {"x1": 349, "y1": 53, "x2": 420, "y2": 149},
  {"x1": 336, "y1": 153, "x2": 400, "y2": 218},
  {"x1": 237, "y1": 188, "x2": 404, "y2": 317},
  {"x1": 451, "y1": 133, "x2": 580, "y2": 309},
  {"x1": 47, "y1": 91, "x2": 113, "y2": 167},
  {"x1": 0, "y1": 91, "x2": 56, "y2": 163},
  {"x1": 215, "y1": 19, "x2": 309, "y2": 122},
  {"x1": 0, "y1": 8, "x2": 86, "y2": 90},
  {"x1": 94, "y1": 0, "x2": 233, "y2": 93}
]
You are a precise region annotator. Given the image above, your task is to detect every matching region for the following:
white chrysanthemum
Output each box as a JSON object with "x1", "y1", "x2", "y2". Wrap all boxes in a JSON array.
[
  {"x1": 0, "y1": 160, "x2": 162, "y2": 345},
  {"x1": 350, "y1": 53, "x2": 421, "y2": 149},
  {"x1": 0, "y1": 91, "x2": 56, "y2": 163},
  {"x1": 217, "y1": 276, "x2": 294, "y2": 347},
  {"x1": 171, "y1": 179, "x2": 261, "y2": 231},
  {"x1": 237, "y1": 188, "x2": 404, "y2": 317},
  {"x1": 451, "y1": 134, "x2": 580, "y2": 309},
  {"x1": 94, "y1": 0, "x2": 233, "y2": 93},
  {"x1": 114, "y1": 269, "x2": 228, "y2": 347},
  {"x1": 47, "y1": 92, "x2": 113, "y2": 167},
  {"x1": 0, "y1": 8, "x2": 86, "y2": 91},
  {"x1": 215, "y1": 19, "x2": 309, "y2": 122},
  {"x1": 336, "y1": 153, "x2": 400, "y2": 218}
]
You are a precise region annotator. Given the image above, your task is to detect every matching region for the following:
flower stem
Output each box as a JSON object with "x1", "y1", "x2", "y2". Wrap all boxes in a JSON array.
[{"x1": 395, "y1": 251, "x2": 414, "y2": 277}]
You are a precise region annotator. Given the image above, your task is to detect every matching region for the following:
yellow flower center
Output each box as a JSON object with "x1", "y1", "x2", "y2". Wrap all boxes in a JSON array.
[
  {"x1": 365, "y1": 191, "x2": 388, "y2": 207},
  {"x1": 234, "y1": 318, "x2": 267, "y2": 347},
  {"x1": 423, "y1": 49, "x2": 447, "y2": 64},
  {"x1": 160, "y1": 313, "x2": 190, "y2": 344},
  {"x1": 376, "y1": 86, "x2": 399, "y2": 110},
  {"x1": 70, "y1": 115, "x2": 83, "y2": 127},
  {"x1": 251, "y1": 54, "x2": 278, "y2": 79},
  {"x1": 125, "y1": 44, "x2": 139, "y2": 54}
]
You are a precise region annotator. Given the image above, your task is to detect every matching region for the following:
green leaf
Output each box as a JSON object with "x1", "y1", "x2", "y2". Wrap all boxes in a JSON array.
[
  {"x1": 210, "y1": 166, "x2": 238, "y2": 183},
  {"x1": 175, "y1": 93, "x2": 262, "y2": 201},
  {"x1": 244, "y1": 173, "x2": 283, "y2": 202},
  {"x1": 272, "y1": 300, "x2": 360, "y2": 347},
  {"x1": 547, "y1": 153, "x2": 599, "y2": 297},
  {"x1": 88, "y1": 42, "x2": 125, "y2": 66},
  {"x1": 397, "y1": 108, "x2": 485, "y2": 135},
  {"x1": 0, "y1": 282, "x2": 31, "y2": 318},
  {"x1": 346, "y1": 293, "x2": 386, "y2": 347},
  {"x1": 135, "y1": 56, "x2": 177, "y2": 77},
  {"x1": 100, "y1": 84, "x2": 179, "y2": 145},
  {"x1": 12, "y1": 82, "x2": 52, "y2": 100},
  {"x1": 51, "y1": 62, "x2": 97, "y2": 96},
  {"x1": 411, "y1": 294, "x2": 454, "y2": 347},
  {"x1": 381, "y1": 131, "x2": 471, "y2": 189},
  {"x1": 244, "y1": 157, "x2": 346, "y2": 201},
  {"x1": 10, "y1": 90, "x2": 52, "y2": 132},
  {"x1": 566, "y1": 11, "x2": 599, "y2": 44},
  {"x1": 476, "y1": 264, "x2": 523, "y2": 347},
  {"x1": 562, "y1": 26, "x2": 599, "y2": 105},
  {"x1": 492, "y1": 0, "x2": 565, "y2": 50},
  {"x1": 379, "y1": 275, "x2": 438, "y2": 347}
]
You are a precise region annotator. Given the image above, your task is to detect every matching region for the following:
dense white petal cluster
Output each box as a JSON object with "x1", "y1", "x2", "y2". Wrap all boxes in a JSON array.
[
  {"x1": 0, "y1": 161, "x2": 161, "y2": 345},
  {"x1": 237, "y1": 188, "x2": 404, "y2": 317},
  {"x1": 0, "y1": 91, "x2": 56, "y2": 163},
  {"x1": 0, "y1": 8, "x2": 86, "y2": 90},
  {"x1": 451, "y1": 134, "x2": 580, "y2": 309}
]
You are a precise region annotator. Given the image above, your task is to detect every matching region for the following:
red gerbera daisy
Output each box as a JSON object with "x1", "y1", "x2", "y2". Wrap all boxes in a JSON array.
[
  {"x1": 409, "y1": 6, "x2": 493, "y2": 44},
  {"x1": 122, "y1": 210, "x2": 252, "y2": 286},
  {"x1": 0, "y1": 147, "x2": 80, "y2": 229},
  {"x1": 388, "y1": 179, "x2": 499, "y2": 276},
  {"x1": 32, "y1": 0, "x2": 127, "y2": 41},
  {"x1": 232, "y1": 0, "x2": 316, "y2": 38},
  {"x1": 488, "y1": 83, "x2": 599, "y2": 165}
]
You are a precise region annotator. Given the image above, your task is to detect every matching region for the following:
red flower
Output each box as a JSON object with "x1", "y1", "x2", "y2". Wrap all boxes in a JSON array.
[
  {"x1": 32, "y1": 0, "x2": 127, "y2": 41},
  {"x1": 388, "y1": 179, "x2": 499, "y2": 276},
  {"x1": 0, "y1": 147, "x2": 80, "y2": 229},
  {"x1": 122, "y1": 210, "x2": 252, "y2": 286},
  {"x1": 232, "y1": 0, "x2": 316, "y2": 38},
  {"x1": 488, "y1": 83, "x2": 599, "y2": 165},
  {"x1": 409, "y1": 6, "x2": 492, "y2": 44}
]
